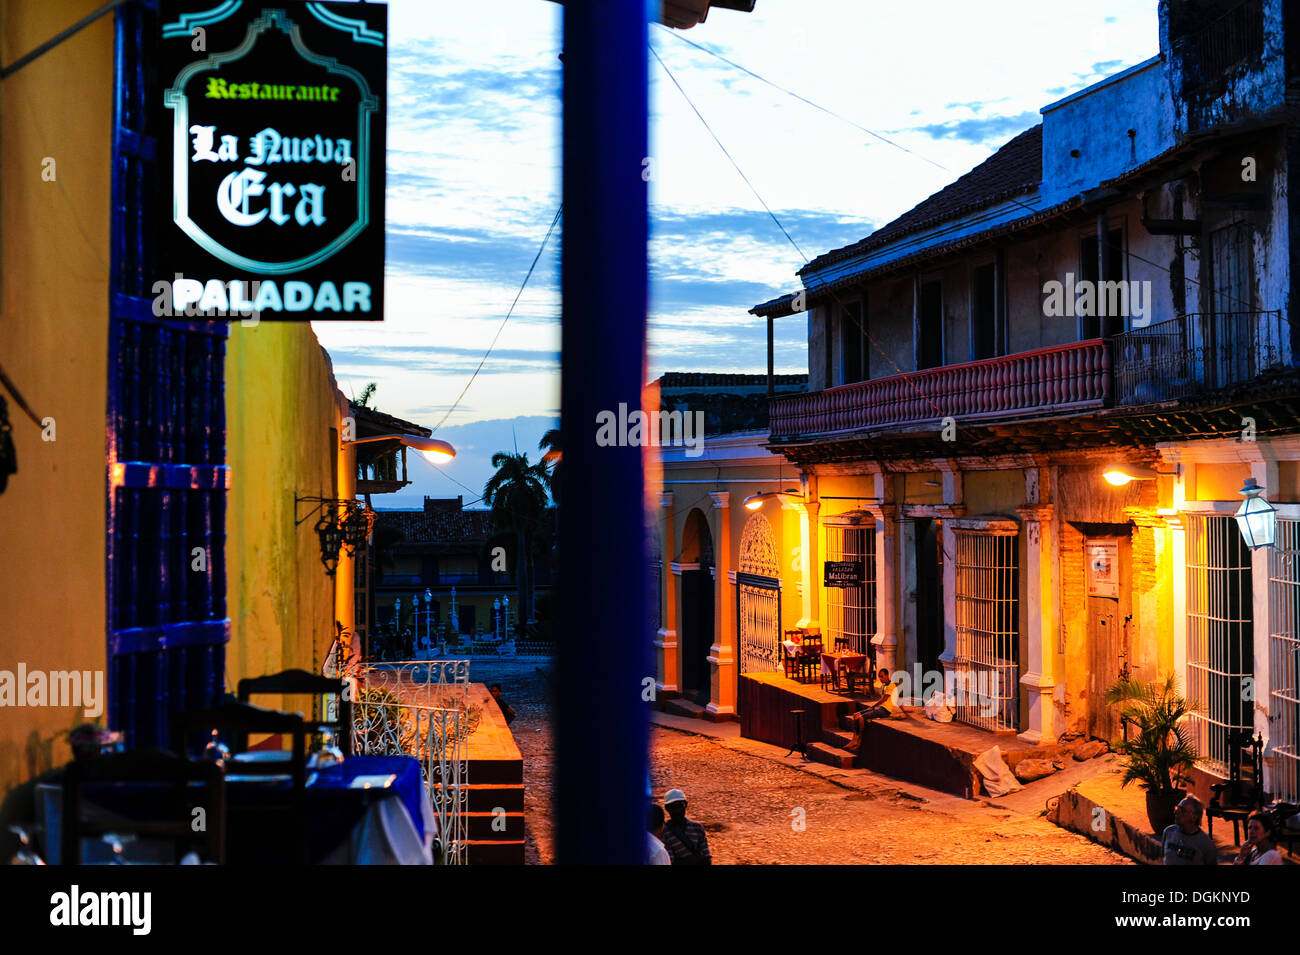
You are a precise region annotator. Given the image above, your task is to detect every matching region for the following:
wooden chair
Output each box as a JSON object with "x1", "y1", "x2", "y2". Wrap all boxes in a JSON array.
[
  {"x1": 797, "y1": 633, "x2": 823, "y2": 684},
  {"x1": 175, "y1": 700, "x2": 311, "y2": 863},
  {"x1": 1207, "y1": 730, "x2": 1265, "y2": 844},
  {"x1": 62, "y1": 748, "x2": 226, "y2": 865},
  {"x1": 238, "y1": 668, "x2": 353, "y2": 756},
  {"x1": 781, "y1": 630, "x2": 803, "y2": 680}
]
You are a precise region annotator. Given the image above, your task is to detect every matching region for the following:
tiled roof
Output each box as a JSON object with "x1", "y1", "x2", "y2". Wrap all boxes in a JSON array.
[
  {"x1": 350, "y1": 403, "x2": 433, "y2": 438},
  {"x1": 655, "y1": 372, "x2": 807, "y2": 389},
  {"x1": 798, "y1": 125, "x2": 1043, "y2": 277},
  {"x1": 375, "y1": 508, "x2": 496, "y2": 544}
]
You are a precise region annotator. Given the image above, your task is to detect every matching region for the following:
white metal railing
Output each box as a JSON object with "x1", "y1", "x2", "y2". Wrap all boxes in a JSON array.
[
  {"x1": 1185, "y1": 514, "x2": 1254, "y2": 776},
  {"x1": 1270, "y1": 520, "x2": 1300, "y2": 802},
  {"x1": 349, "y1": 659, "x2": 474, "y2": 864}
]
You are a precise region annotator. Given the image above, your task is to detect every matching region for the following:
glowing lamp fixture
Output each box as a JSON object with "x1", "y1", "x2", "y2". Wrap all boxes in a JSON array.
[
  {"x1": 1234, "y1": 478, "x2": 1276, "y2": 550},
  {"x1": 1102, "y1": 464, "x2": 1158, "y2": 487},
  {"x1": 346, "y1": 433, "x2": 457, "y2": 465},
  {"x1": 742, "y1": 488, "x2": 802, "y2": 510}
]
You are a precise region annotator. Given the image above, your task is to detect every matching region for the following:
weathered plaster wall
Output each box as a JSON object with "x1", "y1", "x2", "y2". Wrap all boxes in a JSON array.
[{"x1": 0, "y1": 0, "x2": 114, "y2": 795}]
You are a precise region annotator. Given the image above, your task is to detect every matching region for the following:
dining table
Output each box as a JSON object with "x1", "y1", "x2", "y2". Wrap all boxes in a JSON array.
[
  {"x1": 820, "y1": 651, "x2": 869, "y2": 692},
  {"x1": 36, "y1": 753, "x2": 436, "y2": 865}
]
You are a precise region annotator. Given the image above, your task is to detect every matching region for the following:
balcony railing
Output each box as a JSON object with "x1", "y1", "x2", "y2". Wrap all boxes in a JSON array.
[
  {"x1": 770, "y1": 339, "x2": 1109, "y2": 439},
  {"x1": 1113, "y1": 311, "x2": 1291, "y2": 406}
]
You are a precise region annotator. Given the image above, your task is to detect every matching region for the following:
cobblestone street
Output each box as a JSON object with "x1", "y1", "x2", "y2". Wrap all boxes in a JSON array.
[{"x1": 474, "y1": 660, "x2": 1128, "y2": 865}]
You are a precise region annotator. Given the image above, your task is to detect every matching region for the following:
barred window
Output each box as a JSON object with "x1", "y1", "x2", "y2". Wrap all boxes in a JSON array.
[
  {"x1": 953, "y1": 528, "x2": 1019, "y2": 732},
  {"x1": 824, "y1": 516, "x2": 876, "y2": 659},
  {"x1": 1270, "y1": 519, "x2": 1300, "y2": 801},
  {"x1": 1185, "y1": 513, "x2": 1254, "y2": 775}
]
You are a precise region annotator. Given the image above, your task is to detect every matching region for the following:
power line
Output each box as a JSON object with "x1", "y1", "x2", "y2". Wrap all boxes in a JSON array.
[
  {"x1": 658, "y1": 25, "x2": 1256, "y2": 314},
  {"x1": 655, "y1": 23, "x2": 947, "y2": 172},
  {"x1": 650, "y1": 44, "x2": 950, "y2": 424},
  {"x1": 429, "y1": 203, "x2": 563, "y2": 435}
]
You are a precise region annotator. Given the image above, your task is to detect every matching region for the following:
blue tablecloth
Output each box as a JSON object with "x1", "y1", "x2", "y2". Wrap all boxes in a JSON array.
[{"x1": 40, "y1": 754, "x2": 427, "y2": 865}]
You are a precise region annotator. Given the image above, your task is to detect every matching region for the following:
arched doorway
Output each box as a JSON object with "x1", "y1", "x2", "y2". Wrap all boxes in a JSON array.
[
  {"x1": 679, "y1": 508, "x2": 714, "y2": 705},
  {"x1": 738, "y1": 512, "x2": 781, "y2": 674}
]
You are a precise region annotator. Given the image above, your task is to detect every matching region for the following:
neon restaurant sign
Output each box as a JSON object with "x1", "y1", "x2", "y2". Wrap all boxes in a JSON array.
[{"x1": 156, "y1": 1, "x2": 387, "y2": 320}]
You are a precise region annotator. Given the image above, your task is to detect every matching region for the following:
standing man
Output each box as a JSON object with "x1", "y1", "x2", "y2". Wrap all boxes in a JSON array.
[
  {"x1": 1162, "y1": 795, "x2": 1218, "y2": 865},
  {"x1": 646, "y1": 804, "x2": 671, "y2": 865},
  {"x1": 661, "y1": 789, "x2": 711, "y2": 865}
]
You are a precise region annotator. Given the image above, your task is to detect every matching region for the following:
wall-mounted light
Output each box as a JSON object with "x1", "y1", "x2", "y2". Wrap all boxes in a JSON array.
[
  {"x1": 346, "y1": 433, "x2": 457, "y2": 464},
  {"x1": 1235, "y1": 478, "x2": 1276, "y2": 550},
  {"x1": 742, "y1": 488, "x2": 802, "y2": 510},
  {"x1": 1102, "y1": 463, "x2": 1159, "y2": 487}
]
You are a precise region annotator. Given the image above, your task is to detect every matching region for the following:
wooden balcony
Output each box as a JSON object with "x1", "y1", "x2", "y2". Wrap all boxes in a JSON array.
[{"x1": 770, "y1": 339, "x2": 1110, "y2": 440}]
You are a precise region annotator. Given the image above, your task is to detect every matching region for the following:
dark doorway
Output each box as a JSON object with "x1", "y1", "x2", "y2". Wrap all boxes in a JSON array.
[
  {"x1": 914, "y1": 518, "x2": 944, "y2": 675},
  {"x1": 839, "y1": 301, "x2": 864, "y2": 384},
  {"x1": 972, "y1": 264, "x2": 997, "y2": 360},
  {"x1": 679, "y1": 509, "x2": 715, "y2": 705},
  {"x1": 918, "y1": 280, "x2": 943, "y2": 369},
  {"x1": 1079, "y1": 227, "x2": 1124, "y2": 339}
]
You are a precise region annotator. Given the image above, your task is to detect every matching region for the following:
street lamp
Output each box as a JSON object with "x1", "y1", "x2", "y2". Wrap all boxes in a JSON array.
[
  {"x1": 742, "y1": 488, "x2": 802, "y2": 510},
  {"x1": 1101, "y1": 464, "x2": 1159, "y2": 487},
  {"x1": 1235, "y1": 478, "x2": 1277, "y2": 550},
  {"x1": 345, "y1": 433, "x2": 456, "y2": 464}
]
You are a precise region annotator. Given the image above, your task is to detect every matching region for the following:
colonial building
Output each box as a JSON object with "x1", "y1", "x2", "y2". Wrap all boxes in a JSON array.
[{"x1": 655, "y1": 0, "x2": 1300, "y2": 802}]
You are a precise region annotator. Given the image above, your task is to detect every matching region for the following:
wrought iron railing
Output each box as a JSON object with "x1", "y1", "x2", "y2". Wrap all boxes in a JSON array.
[
  {"x1": 349, "y1": 659, "x2": 474, "y2": 864},
  {"x1": 1112, "y1": 311, "x2": 1291, "y2": 405},
  {"x1": 769, "y1": 339, "x2": 1108, "y2": 439},
  {"x1": 1174, "y1": 0, "x2": 1264, "y2": 88}
]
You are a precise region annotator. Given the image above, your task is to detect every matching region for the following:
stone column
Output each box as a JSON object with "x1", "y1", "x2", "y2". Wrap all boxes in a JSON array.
[
  {"x1": 707, "y1": 492, "x2": 736, "y2": 720},
  {"x1": 872, "y1": 504, "x2": 900, "y2": 673},
  {"x1": 654, "y1": 492, "x2": 679, "y2": 697},
  {"x1": 936, "y1": 463, "x2": 963, "y2": 683},
  {"x1": 1016, "y1": 503, "x2": 1059, "y2": 744}
]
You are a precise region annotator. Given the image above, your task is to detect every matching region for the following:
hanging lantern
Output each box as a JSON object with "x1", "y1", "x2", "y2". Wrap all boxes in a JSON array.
[
  {"x1": 1235, "y1": 478, "x2": 1277, "y2": 550},
  {"x1": 314, "y1": 511, "x2": 346, "y2": 575},
  {"x1": 341, "y1": 502, "x2": 374, "y2": 553}
]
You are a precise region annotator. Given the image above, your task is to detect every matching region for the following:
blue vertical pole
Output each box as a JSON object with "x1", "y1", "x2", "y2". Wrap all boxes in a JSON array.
[{"x1": 557, "y1": 0, "x2": 651, "y2": 864}]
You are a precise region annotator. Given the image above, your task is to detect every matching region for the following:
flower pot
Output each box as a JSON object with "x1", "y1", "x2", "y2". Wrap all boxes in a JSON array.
[{"x1": 1146, "y1": 788, "x2": 1184, "y2": 835}]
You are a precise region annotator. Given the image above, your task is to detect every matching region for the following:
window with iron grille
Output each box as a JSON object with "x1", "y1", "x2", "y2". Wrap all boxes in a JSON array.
[
  {"x1": 953, "y1": 528, "x2": 1019, "y2": 732},
  {"x1": 1270, "y1": 519, "x2": 1300, "y2": 801},
  {"x1": 108, "y1": 3, "x2": 230, "y2": 748},
  {"x1": 1185, "y1": 513, "x2": 1254, "y2": 776},
  {"x1": 823, "y1": 519, "x2": 876, "y2": 659}
]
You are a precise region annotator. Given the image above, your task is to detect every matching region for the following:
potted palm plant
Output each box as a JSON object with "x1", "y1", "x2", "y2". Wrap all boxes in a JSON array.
[{"x1": 1106, "y1": 674, "x2": 1197, "y2": 834}]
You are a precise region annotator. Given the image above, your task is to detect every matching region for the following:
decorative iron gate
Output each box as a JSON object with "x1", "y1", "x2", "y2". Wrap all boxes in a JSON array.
[
  {"x1": 953, "y1": 525, "x2": 1020, "y2": 732},
  {"x1": 351, "y1": 660, "x2": 472, "y2": 864},
  {"x1": 737, "y1": 513, "x2": 781, "y2": 674}
]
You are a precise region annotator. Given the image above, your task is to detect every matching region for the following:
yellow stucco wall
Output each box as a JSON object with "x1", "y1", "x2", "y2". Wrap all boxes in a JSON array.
[
  {"x1": 225, "y1": 323, "x2": 353, "y2": 711},
  {"x1": 0, "y1": 1, "x2": 114, "y2": 794}
]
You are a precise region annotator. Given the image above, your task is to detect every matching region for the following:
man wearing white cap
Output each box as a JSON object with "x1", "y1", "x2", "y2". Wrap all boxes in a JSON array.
[{"x1": 661, "y1": 788, "x2": 711, "y2": 865}]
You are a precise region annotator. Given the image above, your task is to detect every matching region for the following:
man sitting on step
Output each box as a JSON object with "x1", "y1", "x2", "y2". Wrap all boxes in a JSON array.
[{"x1": 844, "y1": 668, "x2": 904, "y2": 753}]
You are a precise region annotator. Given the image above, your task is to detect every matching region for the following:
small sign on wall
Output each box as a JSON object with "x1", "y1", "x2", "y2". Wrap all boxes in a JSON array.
[
  {"x1": 1087, "y1": 540, "x2": 1119, "y2": 598},
  {"x1": 824, "y1": 560, "x2": 864, "y2": 588}
]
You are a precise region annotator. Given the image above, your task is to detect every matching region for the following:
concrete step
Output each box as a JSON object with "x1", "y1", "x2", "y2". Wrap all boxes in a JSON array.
[
  {"x1": 822, "y1": 728, "x2": 855, "y2": 749},
  {"x1": 806, "y1": 741, "x2": 856, "y2": 770},
  {"x1": 664, "y1": 698, "x2": 707, "y2": 720}
]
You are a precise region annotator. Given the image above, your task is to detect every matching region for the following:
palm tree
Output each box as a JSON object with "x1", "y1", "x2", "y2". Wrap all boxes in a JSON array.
[
  {"x1": 355, "y1": 381, "x2": 378, "y2": 410},
  {"x1": 483, "y1": 451, "x2": 550, "y2": 630},
  {"x1": 538, "y1": 427, "x2": 561, "y2": 503}
]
